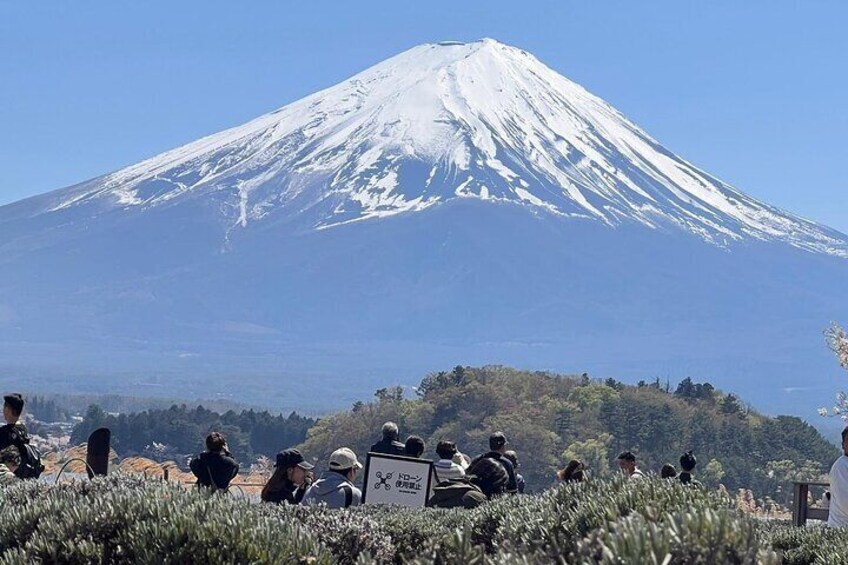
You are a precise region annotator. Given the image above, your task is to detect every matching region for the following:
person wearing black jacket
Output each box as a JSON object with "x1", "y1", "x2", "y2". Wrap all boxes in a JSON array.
[
  {"x1": 472, "y1": 432, "x2": 518, "y2": 494},
  {"x1": 503, "y1": 450, "x2": 526, "y2": 493},
  {"x1": 679, "y1": 451, "x2": 702, "y2": 487},
  {"x1": 369, "y1": 422, "x2": 406, "y2": 456},
  {"x1": 0, "y1": 393, "x2": 33, "y2": 478},
  {"x1": 190, "y1": 432, "x2": 239, "y2": 491},
  {"x1": 261, "y1": 448, "x2": 314, "y2": 504},
  {"x1": 0, "y1": 393, "x2": 29, "y2": 452}
]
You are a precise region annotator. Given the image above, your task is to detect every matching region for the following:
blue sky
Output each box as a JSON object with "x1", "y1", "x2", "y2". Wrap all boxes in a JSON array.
[{"x1": 1, "y1": 1, "x2": 846, "y2": 231}]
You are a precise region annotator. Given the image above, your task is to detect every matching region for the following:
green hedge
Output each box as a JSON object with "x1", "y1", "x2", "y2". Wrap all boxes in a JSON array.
[
  {"x1": 0, "y1": 475, "x2": 844, "y2": 564},
  {"x1": 0, "y1": 475, "x2": 331, "y2": 564},
  {"x1": 760, "y1": 521, "x2": 848, "y2": 565}
]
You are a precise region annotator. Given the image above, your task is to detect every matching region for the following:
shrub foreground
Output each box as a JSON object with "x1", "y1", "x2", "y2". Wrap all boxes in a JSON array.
[{"x1": 0, "y1": 474, "x2": 843, "y2": 564}]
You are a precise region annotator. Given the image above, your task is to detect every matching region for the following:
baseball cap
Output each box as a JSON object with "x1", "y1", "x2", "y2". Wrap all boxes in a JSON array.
[
  {"x1": 275, "y1": 449, "x2": 314, "y2": 470},
  {"x1": 489, "y1": 432, "x2": 507, "y2": 449},
  {"x1": 329, "y1": 447, "x2": 362, "y2": 471}
]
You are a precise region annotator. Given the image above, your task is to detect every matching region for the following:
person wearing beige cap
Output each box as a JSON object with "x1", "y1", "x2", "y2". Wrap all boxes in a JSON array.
[{"x1": 301, "y1": 447, "x2": 363, "y2": 508}]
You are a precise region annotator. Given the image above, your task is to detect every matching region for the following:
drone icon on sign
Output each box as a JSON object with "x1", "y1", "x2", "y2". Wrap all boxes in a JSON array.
[{"x1": 375, "y1": 471, "x2": 393, "y2": 490}]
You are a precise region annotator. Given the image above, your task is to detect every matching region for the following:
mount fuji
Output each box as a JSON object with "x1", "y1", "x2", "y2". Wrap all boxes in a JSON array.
[{"x1": 2, "y1": 39, "x2": 846, "y2": 417}]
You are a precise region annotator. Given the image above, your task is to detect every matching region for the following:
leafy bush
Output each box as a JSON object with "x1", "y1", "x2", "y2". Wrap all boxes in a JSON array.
[
  {"x1": 282, "y1": 504, "x2": 396, "y2": 564},
  {"x1": 761, "y1": 522, "x2": 848, "y2": 565},
  {"x1": 1, "y1": 474, "x2": 845, "y2": 564},
  {"x1": 0, "y1": 474, "x2": 332, "y2": 564},
  {"x1": 573, "y1": 508, "x2": 778, "y2": 565}
]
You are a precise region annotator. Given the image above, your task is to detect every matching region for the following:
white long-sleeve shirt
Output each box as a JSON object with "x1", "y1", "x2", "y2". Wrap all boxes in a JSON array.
[
  {"x1": 828, "y1": 455, "x2": 848, "y2": 528},
  {"x1": 433, "y1": 459, "x2": 466, "y2": 483}
]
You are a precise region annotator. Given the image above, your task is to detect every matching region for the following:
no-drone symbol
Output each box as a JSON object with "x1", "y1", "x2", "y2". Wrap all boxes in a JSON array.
[{"x1": 375, "y1": 471, "x2": 393, "y2": 491}]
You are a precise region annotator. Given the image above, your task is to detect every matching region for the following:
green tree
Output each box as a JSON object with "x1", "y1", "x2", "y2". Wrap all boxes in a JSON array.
[
  {"x1": 701, "y1": 458, "x2": 726, "y2": 487},
  {"x1": 568, "y1": 384, "x2": 619, "y2": 412}
]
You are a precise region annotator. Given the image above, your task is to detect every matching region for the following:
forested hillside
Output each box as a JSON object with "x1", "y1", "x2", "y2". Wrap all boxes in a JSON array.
[{"x1": 298, "y1": 367, "x2": 837, "y2": 502}]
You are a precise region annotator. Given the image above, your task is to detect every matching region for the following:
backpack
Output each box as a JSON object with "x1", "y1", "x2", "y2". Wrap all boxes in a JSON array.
[
  {"x1": 15, "y1": 443, "x2": 45, "y2": 479},
  {"x1": 429, "y1": 478, "x2": 483, "y2": 509}
]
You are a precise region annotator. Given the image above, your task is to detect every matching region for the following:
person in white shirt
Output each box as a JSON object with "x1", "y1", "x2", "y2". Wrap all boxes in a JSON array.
[
  {"x1": 828, "y1": 426, "x2": 848, "y2": 528},
  {"x1": 617, "y1": 451, "x2": 645, "y2": 480},
  {"x1": 433, "y1": 440, "x2": 466, "y2": 483}
]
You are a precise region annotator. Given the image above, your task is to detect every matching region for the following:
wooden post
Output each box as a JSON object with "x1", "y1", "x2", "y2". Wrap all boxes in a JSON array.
[
  {"x1": 163, "y1": 467, "x2": 170, "y2": 481},
  {"x1": 792, "y1": 482, "x2": 807, "y2": 527}
]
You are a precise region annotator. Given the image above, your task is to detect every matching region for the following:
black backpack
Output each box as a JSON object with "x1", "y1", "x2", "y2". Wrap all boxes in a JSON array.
[
  {"x1": 429, "y1": 478, "x2": 482, "y2": 509},
  {"x1": 10, "y1": 427, "x2": 44, "y2": 479},
  {"x1": 13, "y1": 435, "x2": 44, "y2": 479}
]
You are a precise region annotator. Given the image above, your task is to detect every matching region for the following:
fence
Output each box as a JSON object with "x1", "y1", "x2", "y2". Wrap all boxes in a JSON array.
[{"x1": 791, "y1": 481, "x2": 830, "y2": 527}]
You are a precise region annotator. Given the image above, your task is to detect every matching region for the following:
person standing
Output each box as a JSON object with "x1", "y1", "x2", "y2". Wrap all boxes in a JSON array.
[
  {"x1": 0, "y1": 393, "x2": 29, "y2": 452},
  {"x1": 189, "y1": 432, "x2": 239, "y2": 492},
  {"x1": 261, "y1": 449, "x2": 314, "y2": 505},
  {"x1": 828, "y1": 427, "x2": 848, "y2": 528},
  {"x1": 616, "y1": 451, "x2": 645, "y2": 480},
  {"x1": 678, "y1": 451, "x2": 702, "y2": 486},
  {"x1": 370, "y1": 422, "x2": 406, "y2": 456},
  {"x1": 472, "y1": 432, "x2": 518, "y2": 494},
  {"x1": 0, "y1": 393, "x2": 40, "y2": 479}
]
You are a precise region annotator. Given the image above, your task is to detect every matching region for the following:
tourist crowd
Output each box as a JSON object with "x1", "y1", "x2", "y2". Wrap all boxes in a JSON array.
[{"x1": 2, "y1": 391, "x2": 848, "y2": 527}]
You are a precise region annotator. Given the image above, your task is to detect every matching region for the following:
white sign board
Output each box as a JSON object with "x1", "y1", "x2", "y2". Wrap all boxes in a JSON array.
[{"x1": 362, "y1": 452, "x2": 434, "y2": 508}]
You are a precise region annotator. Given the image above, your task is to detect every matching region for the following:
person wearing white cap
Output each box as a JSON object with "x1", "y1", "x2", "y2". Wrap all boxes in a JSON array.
[{"x1": 301, "y1": 447, "x2": 363, "y2": 508}]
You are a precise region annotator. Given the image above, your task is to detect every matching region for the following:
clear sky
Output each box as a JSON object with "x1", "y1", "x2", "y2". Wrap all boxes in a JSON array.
[{"x1": 1, "y1": 1, "x2": 846, "y2": 232}]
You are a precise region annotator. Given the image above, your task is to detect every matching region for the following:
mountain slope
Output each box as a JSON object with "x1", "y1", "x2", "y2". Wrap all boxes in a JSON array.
[{"x1": 6, "y1": 39, "x2": 846, "y2": 256}]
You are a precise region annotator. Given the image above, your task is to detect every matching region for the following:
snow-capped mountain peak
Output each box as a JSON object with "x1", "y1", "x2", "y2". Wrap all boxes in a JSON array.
[{"x1": 41, "y1": 38, "x2": 848, "y2": 256}]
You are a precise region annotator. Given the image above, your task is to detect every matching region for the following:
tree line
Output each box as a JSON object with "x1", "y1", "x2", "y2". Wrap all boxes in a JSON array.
[{"x1": 70, "y1": 404, "x2": 314, "y2": 465}]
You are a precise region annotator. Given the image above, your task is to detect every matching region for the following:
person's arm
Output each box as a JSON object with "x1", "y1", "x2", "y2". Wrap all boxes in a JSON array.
[
  {"x1": 227, "y1": 457, "x2": 239, "y2": 479},
  {"x1": 505, "y1": 462, "x2": 518, "y2": 493},
  {"x1": 300, "y1": 484, "x2": 316, "y2": 505},
  {"x1": 189, "y1": 457, "x2": 202, "y2": 478}
]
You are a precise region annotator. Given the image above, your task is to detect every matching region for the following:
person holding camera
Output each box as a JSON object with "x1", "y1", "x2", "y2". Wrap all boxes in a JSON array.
[{"x1": 261, "y1": 448, "x2": 314, "y2": 504}]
